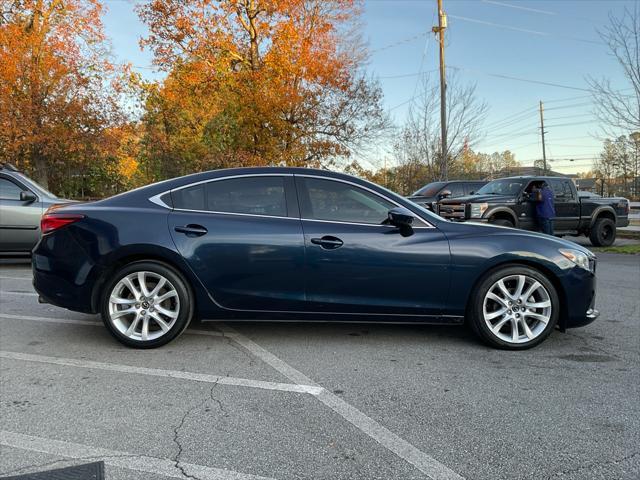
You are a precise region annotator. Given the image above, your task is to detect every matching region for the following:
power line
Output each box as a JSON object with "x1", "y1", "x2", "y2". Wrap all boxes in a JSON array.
[
  {"x1": 448, "y1": 14, "x2": 603, "y2": 45},
  {"x1": 481, "y1": 0, "x2": 555, "y2": 16},
  {"x1": 449, "y1": 65, "x2": 593, "y2": 92}
]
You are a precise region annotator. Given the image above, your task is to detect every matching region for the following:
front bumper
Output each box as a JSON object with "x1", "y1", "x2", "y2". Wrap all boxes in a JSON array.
[{"x1": 561, "y1": 264, "x2": 598, "y2": 329}]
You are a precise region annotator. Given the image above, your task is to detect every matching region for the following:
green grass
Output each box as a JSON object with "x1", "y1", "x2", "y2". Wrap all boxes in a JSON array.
[{"x1": 592, "y1": 244, "x2": 640, "y2": 254}]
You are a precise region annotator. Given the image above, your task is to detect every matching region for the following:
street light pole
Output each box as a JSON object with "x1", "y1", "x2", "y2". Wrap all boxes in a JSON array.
[{"x1": 433, "y1": 0, "x2": 448, "y2": 180}]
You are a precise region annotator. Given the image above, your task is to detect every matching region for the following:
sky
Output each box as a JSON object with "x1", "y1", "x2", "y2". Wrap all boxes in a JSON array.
[{"x1": 101, "y1": 0, "x2": 638, "y2": 175}]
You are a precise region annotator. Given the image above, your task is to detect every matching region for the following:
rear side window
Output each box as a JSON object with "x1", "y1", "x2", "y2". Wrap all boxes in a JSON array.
[
  {"x1": 172, "y1": 184, "x2": 205, "y2": 210},
  {"x1": 0, "y1": 178, "x2": 23, "y2": 200},
  {"x1": 172, "y1": 176, "x2": 287, "y2": 217},
  {"x1": 549, "y1": 179, "x2": 574, "y2": 199}
]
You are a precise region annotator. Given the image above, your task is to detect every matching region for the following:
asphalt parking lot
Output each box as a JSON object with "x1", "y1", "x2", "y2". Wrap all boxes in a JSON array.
[{"x1": 1, "y1": 253, "x2": 638, "y2": 480}]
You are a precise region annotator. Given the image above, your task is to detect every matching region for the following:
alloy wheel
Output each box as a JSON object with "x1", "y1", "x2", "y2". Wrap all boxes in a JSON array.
[
  {"x1": 108, "y1": 271, "x2": 180, "y2": 341},
  {"x1": 482, "y1": 274, "x2": 552, "y2": 344}
]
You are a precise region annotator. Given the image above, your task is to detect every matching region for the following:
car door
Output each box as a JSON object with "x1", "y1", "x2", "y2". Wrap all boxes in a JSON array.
[
  {"x1": 0, "y1": 176, "x2": 43, "y2": 252},
  {"x1": 548, "y1": 178, "x2": 580, "y2": 231},
  {"x1": 168, "y1": 174, "x2": 306, "y2": 311},
  {"x1": 296, "y1": 175, "x2": 451, "y2": 316}
]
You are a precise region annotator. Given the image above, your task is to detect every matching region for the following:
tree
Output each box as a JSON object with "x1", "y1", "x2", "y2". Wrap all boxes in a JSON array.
[
  {"x1": 0, "y1": 0, "x2": 124, "y2": 190},
  {"x1": 135, "y1": 0, "x2": 389, "y2": 179},
  {"x1": 588, "y1": 5, "x2": 640, "y2": 135},
  {"x1": 391, "y1": 72, "x2": 488, "y2": 192}
]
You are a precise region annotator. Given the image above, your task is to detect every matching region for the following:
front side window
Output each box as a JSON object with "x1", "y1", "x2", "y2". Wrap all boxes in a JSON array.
[
  {"x1": 172, "y1": 176, "x2": 287, "y2": 217},
  {"x1": 447, "y1": 183, "x2": 465, "y2": 197},
  {"x1": 300, "y1": 177, "x2": 394, "y2": 224},
  {"x1": 0, "y1": 178, "x2": 23, "y2": 200},
  {"x1": 476, "y1": 179, "x2": 525, "y2": 196}
]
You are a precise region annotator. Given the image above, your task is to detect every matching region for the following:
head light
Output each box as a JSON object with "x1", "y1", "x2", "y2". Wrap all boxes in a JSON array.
[
  {"x1": 470, "y1": 202, "x2": 488, "y2": 218},
  {"x1": 559, "y1": 248, "x2": 592, "y2": 271}
]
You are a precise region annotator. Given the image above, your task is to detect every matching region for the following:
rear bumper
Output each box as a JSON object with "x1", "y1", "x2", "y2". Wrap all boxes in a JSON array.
[
  {"x1": 31, "y1": 232, "x2": 99, "y2": 314},
  {"x1": 616, "y1": 217, "x2": 630, "y2": 227}
]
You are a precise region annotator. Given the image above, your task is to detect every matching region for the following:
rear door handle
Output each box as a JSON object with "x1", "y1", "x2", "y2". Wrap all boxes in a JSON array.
[
  {"x1": 174, "y1": 224, "x2": 208, "y2": 237},
  {"x1": 310, "y1": 236, "x2": 344, "y2": 250}
]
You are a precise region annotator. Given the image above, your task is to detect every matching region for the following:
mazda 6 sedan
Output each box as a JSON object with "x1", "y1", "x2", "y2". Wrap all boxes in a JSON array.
[{"x1": 32, "y1": 167, "x2": 599, "y2": 350}]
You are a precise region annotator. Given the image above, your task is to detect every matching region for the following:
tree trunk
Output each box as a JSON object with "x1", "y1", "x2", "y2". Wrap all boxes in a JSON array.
[{"x1": 31, "y1": 149, "x2": 48, "y2": 189}]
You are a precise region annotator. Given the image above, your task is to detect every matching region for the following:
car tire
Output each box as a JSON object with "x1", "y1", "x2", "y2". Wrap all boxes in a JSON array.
[
  {"x1": 100, "y1": 261, "x2": 194, "y2": 348},
  {"x1": 468, "y1": 265, "x2": 559, "y2": 350},
  {"x1": 490, "y1": 218, "x2": 514, "y2": 228},
  {"x1": 589, "y1": 217, "x2": 616, "y2": 247}
]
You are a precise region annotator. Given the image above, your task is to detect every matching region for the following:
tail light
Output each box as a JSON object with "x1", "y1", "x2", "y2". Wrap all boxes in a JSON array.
[{"x1": 41, "y1": 213, "x2": 84, "y2": 234}]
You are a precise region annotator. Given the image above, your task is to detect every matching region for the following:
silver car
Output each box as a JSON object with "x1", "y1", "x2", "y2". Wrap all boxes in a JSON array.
[{"x1": 0, "y1": 164, "x2": 71, "y2": 255}]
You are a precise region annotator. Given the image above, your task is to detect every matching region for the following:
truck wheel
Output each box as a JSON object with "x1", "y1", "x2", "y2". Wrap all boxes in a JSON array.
[
  {"x1": 490, "y1": 218, "x2": 514, "y2": 228},
  {"x1": 589, "y1": 217, "x2": 616, "y2": 247}
]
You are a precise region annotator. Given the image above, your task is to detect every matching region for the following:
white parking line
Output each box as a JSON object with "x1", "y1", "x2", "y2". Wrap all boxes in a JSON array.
[
  {"x1": 0, "y1": 276, "x2": 32, "y2": 280},
  {"x1": 216, "y1": 324, "x2": 464, "y2": 480},
  {"x1": 1, "y1": 430, "x2": 275, "y2": 480},
  {"x1": 0, "y1": 351, "x2": 323, "y2": 396},
  {"x1": 0, "y1": 291, "x2": 37, "y2": 296}
]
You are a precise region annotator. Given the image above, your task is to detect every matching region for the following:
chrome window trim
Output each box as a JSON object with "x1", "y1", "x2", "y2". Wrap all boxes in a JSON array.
[
  {"x1": 171, "y1": 173, "x2": 293, "y2": 193},
  {"x1": 148, "y1": 192, "x2": 170, "y2": 209},
  {"x1": 147, "y1": 171, "x2": 435, "y2": 227}
]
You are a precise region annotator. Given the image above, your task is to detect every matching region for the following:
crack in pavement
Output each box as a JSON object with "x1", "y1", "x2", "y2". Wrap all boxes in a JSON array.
[
  {"x1": 171, "y1": 338, "x2": 239, "y2": 480},
  {"x1": 171, "y1": 383, "x2": 220, "y2": 480}
]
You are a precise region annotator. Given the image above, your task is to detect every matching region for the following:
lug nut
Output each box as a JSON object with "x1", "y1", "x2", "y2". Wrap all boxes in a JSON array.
[
  {"x1": 135, "y1": 304, "x2": 140, "y2": 308},
  {"x1": 141, "y1": 310, "x2": 146, "y2": 315},
  {"x1": 515, "y1": 313, "x2": 520, "y2": 318}
]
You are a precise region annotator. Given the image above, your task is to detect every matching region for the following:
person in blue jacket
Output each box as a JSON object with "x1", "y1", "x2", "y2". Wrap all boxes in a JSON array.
[{"x1": 534, "y1": 181, "x2": 556, "y2": 235}]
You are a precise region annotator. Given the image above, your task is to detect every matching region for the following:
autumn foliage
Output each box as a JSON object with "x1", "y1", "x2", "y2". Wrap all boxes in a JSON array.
[
  {"x1": 135, "y1": 0, "x2": 388, "y2": 180},
  {"x1": 0, "y1": 0, "x2": 129, "y2": 192}
]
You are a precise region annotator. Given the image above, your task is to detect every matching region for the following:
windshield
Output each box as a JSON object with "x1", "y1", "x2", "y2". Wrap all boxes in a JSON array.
[
  {"x1": 412, "y1": 182, "x2": 446, "y2": 197},
  {"x1": 475, "y1": 179, "x2": 524, "y2": 196},
  {"x1": 15, "y1": 172, "x2": 58, "y2": 199}
]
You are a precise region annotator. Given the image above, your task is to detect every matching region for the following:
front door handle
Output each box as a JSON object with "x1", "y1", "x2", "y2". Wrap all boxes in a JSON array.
[
  {"x1": 174, "y1": 224, "x2": 208, "y2": 237},
  {"x1": 310, "y1": 236, "x2": 344, "y2": 250}
]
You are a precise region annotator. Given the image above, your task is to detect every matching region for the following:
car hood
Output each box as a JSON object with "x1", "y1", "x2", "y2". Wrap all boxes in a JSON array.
[
  {"x1": 440, "y1": 194, "x2": 515, "y2": 204},
  {"x1": 445, "y1": 220, "x2": 595, "y2": 257}
]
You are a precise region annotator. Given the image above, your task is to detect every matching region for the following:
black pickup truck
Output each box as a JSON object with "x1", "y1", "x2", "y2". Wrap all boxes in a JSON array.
[{"x1": 438, "y1": 176, "x2": 630, "y2": 246}]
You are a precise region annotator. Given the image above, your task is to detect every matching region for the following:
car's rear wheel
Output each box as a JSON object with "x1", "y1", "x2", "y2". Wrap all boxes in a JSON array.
[
  {"x1": 101, "y1": 261, "x2": 193, "y2": 348},
  {"x1": 469, "y1": 265, "x2": 559, "y2": 349},
  {"x1": 589, "y1": 217, "x2": 616, "y2": 247}
]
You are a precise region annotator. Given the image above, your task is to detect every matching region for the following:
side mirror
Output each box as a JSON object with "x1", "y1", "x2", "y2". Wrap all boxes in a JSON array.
[
  {"x1": 388, "y1": 207, "x2": 415, "y2": 228},
  {"x1": 439, "y1": 189, "x2": 452, "y2": 199},
  {"x1": 20, "y1": 191, "x2": 37, "y2": 203},
  {"x1": 469, "y1": 191, "x2": 475, "y2": 195}
]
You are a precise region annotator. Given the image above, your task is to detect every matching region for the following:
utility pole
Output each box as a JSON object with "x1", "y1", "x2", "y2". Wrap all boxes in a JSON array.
[
  {"x1": 433, "y1": 0, "x2": 448, "y2": 180},
  {"x1": 539, "y1": 100, "x2": 547, "y2": 175}
]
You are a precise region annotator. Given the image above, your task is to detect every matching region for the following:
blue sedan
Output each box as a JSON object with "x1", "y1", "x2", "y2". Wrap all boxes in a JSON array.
[{"x1": 32, "y1": 168, "x2": 599, "y2": 349}]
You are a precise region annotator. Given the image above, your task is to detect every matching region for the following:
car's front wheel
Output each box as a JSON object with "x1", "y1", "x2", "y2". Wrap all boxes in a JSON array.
[
  {"x1": 469, "y1": 265, "x2": 559, "y2": 349},
  {"x1": 101, "y1": 261, "x2": 193, "y2": 348}
]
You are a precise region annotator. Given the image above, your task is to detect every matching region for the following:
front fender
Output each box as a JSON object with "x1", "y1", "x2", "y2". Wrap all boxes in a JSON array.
[{"x1": 482, "y1": 207, "x2": 519, "y2": 226}]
